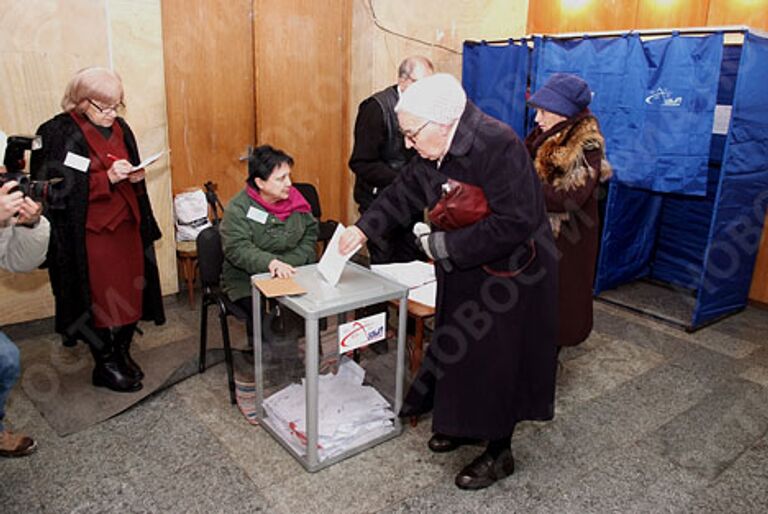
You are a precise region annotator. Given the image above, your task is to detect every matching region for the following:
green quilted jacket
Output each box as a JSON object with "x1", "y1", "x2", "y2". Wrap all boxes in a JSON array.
[{"x1": 220, "y1": 189, "x2": 318, "y2": 302}]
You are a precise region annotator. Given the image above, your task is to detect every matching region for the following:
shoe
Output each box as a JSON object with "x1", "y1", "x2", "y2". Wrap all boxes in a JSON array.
[
  {"x1": 0, "y1": 429, "x2": 38, "y2": 458},
  {"x1": 428, "y1": 433, "x2": 478, "y2": 453},
  {"x1": 113, "y1": 325, "x2": 144, "y2": 380},
  {"x1": 92, "y1": 358, "x2": 143, "y2": 393},
  {"x1": 114, "y1": 339, "x2": 144, "y2": 381},
  {"x1": 455, "y1": 449, "x2": 515, "y2": 490}
]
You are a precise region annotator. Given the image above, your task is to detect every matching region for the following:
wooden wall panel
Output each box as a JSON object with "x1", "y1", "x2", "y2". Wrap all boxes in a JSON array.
[
  {"x1": 160, "y1": 0, "x2": 255, "y2": 205},
  {"x1": 1, "y1": 0, "x2": 176, "y2": 324},
  {"x1": 254, "y1": 0, "x2": 351, "y2": 224},
  {"x1": 527, "y1": 0, "x2": 638, "y2": 34},
  {"x1": 110, "y1": 0, "x2": 177, "y2": 298},
  {"x1": 708, "y1": 0, "x2": 768, "y2": 31},
  {"x1": 636, "y1": 0, "x2": 709, "y2": 30}
]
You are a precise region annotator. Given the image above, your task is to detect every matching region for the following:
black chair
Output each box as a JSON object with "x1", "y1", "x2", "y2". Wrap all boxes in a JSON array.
[
  {"x1": 294, "y1": 182, "x2": 338, "y2": 252},
  {"x1": 197, "y1": 225, "x2": 247, "y2": 404}
]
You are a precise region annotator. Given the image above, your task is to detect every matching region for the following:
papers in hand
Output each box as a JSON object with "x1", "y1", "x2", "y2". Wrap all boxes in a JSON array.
[
  {"x1": 131, "y1": 150, "x2": 165, "y2": 172},
  {"x1": 317, "y1": 224, "x2": 361, "y2": 286}
]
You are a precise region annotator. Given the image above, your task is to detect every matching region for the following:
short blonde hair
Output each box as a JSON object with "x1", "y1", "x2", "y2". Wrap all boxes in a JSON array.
[{"x1": 61, "y1": 67, "x2": 125, "y2": 113}]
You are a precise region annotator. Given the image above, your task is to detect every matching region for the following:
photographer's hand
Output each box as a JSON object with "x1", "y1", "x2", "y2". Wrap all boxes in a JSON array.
[
  {"x1": 0, "y1": 180, "x2": 25, "y2": 224},
  {"x1": 16, "y1": 196, "x2": 43, "y2": 227}
]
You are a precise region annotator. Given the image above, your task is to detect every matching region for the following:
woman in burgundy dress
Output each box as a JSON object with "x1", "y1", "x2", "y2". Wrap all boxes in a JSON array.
[{"x1": 32, "y1": 67, "x2": 165, "y2": 392}]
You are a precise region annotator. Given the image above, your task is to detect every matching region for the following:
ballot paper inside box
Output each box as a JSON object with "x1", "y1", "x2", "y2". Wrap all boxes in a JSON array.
[{"x1": 250, "y1": 262, "x2": 409, "y2": 472}]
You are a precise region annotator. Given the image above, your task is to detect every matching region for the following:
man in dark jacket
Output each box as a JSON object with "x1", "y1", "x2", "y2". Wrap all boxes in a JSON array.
[
  {"x1": 340, "y1": 73, "x2": 558, "y2": 490},
  {"x1": 349, "y1": 55, "x2": 434, "y2": 264},
  {"x1": 349, "y1": 56, "x2": 434, "y2": 354}
]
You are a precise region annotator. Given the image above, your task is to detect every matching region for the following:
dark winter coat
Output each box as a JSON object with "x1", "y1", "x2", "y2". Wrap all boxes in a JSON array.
[
  {"x1": 525, "y1": 112, "x2": 611, "y2": 347},
  {"x1": 30, "y1": 112, "x2": 165, "y2": 337},
  {"x1": 357, "y1": 102, "x2": 559, "y2": 440}
]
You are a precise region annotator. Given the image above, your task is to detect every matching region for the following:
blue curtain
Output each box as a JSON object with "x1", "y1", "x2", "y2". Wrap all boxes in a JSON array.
[
  {"x1": 649, "y1": 45, "x2": 742, "y2": 290},
  {"x1": 533, "y1": 33, "x2": 723, "y2": 196},
  {"x1": 594, "y1": 182, "x2": 662, "y2": 293},
  {"x1": 462, "y1": 40, "x2": 530, "y2": 138},
  {"x1": 693, "y1": 33, "x2": 768, "y2": 327}
]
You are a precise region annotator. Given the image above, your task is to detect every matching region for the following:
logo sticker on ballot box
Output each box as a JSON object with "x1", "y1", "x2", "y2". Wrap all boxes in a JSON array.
[{"x1": 338, "y1": 312, "x2": 387, "y2": 353}]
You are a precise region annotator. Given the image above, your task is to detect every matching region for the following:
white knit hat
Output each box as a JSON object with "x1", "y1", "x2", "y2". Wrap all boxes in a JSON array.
[{"x1": 395, "y1": 73, "x2": 467, "y2": 125}]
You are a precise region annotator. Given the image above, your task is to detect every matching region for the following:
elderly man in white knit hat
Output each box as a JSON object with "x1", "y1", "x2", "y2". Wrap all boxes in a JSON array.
[{"x1": 340, "y1": 73, "x2": 558, "y2": 490}]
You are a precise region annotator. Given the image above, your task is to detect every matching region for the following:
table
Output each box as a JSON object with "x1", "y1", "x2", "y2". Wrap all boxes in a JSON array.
[
  {"x1": 391, "y1": 299, "x2": 435, "y2": 383},
  {"x1": 251, "y1": 262, "x2": 409, "y2": 472}
]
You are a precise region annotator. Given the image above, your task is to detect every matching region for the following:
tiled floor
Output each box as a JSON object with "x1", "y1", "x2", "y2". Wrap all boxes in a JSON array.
[{"x1": 2, "y1": 296, "x2": 768, "y2": 513}]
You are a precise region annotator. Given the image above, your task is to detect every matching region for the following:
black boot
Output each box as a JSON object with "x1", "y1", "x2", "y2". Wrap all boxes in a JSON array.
[
  {"x1": 113, "y1": 324, "x2": 144, "y2": 381},
  {"x1": 88, "y1": 329, "x2": 142, "y2": 393}
]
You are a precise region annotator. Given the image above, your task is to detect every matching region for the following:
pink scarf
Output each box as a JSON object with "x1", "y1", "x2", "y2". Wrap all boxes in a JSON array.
[{"x1": 246, "y1": 185, "x2": 312, "y2": 221}]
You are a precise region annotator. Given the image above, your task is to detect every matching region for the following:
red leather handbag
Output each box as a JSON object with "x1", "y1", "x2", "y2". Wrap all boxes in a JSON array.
[
  {"x1": 428, "y1": 179, "x2": 491, "y2": 231},
  {"x1": 428, "y1": 178, "x2": 537, "y2": 278}
]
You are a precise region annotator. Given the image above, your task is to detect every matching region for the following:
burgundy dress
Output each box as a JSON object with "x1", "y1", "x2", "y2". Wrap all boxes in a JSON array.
[{"x1": 71, "y1": 113, "x2": 144, "y2": 328}]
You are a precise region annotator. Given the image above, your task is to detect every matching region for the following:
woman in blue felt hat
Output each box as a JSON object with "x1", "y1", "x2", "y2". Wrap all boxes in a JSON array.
[{"x1": 525, "y1": 73, "x2": 612, "y2": 351}]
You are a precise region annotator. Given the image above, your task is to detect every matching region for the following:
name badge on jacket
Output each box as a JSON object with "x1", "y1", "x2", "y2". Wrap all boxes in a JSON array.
[
  {"x1": 63, "y1": 152, "x2": 90, "y2": 173},
  {"x1": 247, "y1": 206, "x2": 268, "y2": 224}
]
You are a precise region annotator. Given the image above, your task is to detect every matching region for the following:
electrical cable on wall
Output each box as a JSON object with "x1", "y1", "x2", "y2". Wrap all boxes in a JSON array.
[{"x1": 366, "y1": 0, "x2": 462, "y2": 55}]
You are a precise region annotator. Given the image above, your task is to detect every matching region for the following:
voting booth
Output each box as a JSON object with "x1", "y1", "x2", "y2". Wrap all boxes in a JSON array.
[
  {"x1": 463, "y1": 29, "x2": 768, "y2": 330},
  {"x1": 251, "y1": 262, "x2": 409, "y2": 472}
]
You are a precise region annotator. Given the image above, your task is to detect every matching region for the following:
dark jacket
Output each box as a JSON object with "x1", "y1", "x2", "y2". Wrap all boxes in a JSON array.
[
  {"x1": 525, "y1": 112, "x2": 611, "y2": 347},
  {"x1": 357, "y1": 102, "x2": 559, "y2": 440},
  {"x1": 349, "y1": 85, "x2": 415, "y2": 210},
  {"x1": 30, "y1": 112, "x2": 165, "y2": 336}
]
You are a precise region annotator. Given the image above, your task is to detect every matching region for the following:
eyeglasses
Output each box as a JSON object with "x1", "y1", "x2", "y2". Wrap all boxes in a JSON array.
[
  {"x1": 399, "y1": 121, "x2": 431, "y2": 143},
  {"x1": 87, "y1": 98, "x2": 124, "y2": 115}
]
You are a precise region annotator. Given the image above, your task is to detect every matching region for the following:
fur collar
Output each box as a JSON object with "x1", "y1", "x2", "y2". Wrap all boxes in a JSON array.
[{"x1": 527, "y1": 113, "x2": 612, "y2": 192}]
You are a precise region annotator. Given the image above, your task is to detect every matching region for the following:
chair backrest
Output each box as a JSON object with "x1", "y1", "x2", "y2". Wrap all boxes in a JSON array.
[
  {"x1": 196, "y1": 225, "x2": 224, "y2": 288},
  {"x1": 293, "y1": 182, "x2": 322, "y2": 219}
]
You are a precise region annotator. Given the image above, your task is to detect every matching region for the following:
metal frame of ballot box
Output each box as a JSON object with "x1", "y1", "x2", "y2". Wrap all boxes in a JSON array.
[{"x1": 251, "y1": 262, "x2": 409, "y2": 472}]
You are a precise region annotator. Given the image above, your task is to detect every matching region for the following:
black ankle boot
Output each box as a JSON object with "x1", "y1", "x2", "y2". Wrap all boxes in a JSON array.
[
  {"x1": 113, "y1": 326, "x2": 144, "y2": 381},
  {"x1": 88, "y1": 333, "x2": 142, "y2": 393},
  {"x1": 92, "y1": 355, "x2": 143, "y2": 393}
]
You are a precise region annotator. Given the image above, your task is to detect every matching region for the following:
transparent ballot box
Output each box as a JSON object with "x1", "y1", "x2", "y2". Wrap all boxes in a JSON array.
[{"x1": 251, "y1": 262, "x2": 409, "y2": 472}]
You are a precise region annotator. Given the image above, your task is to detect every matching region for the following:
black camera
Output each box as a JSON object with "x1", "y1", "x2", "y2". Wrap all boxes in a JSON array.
[{"x1": 1, "y1": 134, "x2": 60, "y2": 202}]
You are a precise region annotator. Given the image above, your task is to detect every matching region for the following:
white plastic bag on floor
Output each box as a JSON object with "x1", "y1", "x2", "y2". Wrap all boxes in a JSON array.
[{"x1": 174, "y1": 189, "x2": 211, "y2": 241}]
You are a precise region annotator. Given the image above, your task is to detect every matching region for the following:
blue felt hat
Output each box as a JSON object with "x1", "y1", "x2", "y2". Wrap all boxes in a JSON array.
[{"x1": 528, "y1": 73, "x2": 591, "y2": 118}]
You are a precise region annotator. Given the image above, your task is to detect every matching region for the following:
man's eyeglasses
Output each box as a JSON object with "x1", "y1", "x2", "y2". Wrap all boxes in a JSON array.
[
  {"x1": 87, "y1": 98, "x2": 124, "y2": 115},
  {"x1": 399, "y1": 121, "x2": 431, "y2": 143}
]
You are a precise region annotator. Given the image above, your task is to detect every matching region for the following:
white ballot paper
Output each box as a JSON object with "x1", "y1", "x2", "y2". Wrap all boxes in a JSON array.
[
  {"x1": 132, "y1": 150, "x2": 165, "y2": 172},
  {"x1": 317, "y1": 224, "x2": 361, "y2": 286}
]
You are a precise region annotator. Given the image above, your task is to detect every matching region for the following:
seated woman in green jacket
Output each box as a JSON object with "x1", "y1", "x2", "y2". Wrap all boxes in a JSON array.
[{"x1": 220, "y1": 144, "x2": 318, "y2": 343}]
